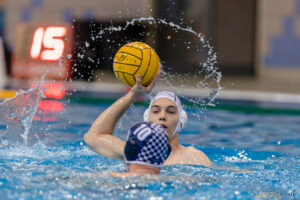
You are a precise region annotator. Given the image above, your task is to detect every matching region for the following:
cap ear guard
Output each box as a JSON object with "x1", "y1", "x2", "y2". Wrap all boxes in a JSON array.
[
  {"x1": 143, "y1": 109, "x2": 149, "y2": 122},
  {"x1": 143, "y1": 108, "x2": 188, "y2": 129},
  {"x1": 124, "y1": 137, "x2": 138, "y2": 161},
  {"x1": 166, "y1": 144, "x2": 171, "y2": 157},
  {"x1": 180, "y1": 110, "x2": 188, "y2": 129}
]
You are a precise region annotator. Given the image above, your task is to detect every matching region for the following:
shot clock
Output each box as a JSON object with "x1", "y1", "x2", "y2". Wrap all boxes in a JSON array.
[{"x1": 11, "y1": 23, "x2": 73, "y2": 80}]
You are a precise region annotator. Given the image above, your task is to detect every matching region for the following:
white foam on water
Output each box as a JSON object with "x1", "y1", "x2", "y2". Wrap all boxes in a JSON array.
[{"x1": 224, "y1": 150, "x2": 253, "y2": 162}]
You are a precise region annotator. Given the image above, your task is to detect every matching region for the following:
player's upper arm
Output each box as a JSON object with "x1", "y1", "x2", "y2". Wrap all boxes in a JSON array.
[{"x1": 84, "y1": 132, "x2": 125, "y2": 160}]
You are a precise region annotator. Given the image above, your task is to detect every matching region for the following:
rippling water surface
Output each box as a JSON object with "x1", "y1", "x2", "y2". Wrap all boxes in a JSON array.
[{"x1": 0, "y1": 99, "x2": 299, "y2": 200}]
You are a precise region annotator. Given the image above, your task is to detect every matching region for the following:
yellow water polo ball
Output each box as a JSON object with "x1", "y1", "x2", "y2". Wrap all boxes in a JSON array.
[{"x1": 113, "y1": 42, "x2": 160, "y2": 87}]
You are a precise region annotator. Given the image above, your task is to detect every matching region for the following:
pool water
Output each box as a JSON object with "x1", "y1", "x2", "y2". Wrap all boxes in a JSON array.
[{"x1": 0, "y1": 97, "x2": 299, "y2": 200}]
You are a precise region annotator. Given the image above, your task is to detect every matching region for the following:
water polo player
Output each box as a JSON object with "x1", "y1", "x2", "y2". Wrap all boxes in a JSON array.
[
  {"x1": 110, "y1": 122, "x2": 171, "y2": 177},
  {"x1": 84, "y1": 74, "x2": 212, "y2": 166}
]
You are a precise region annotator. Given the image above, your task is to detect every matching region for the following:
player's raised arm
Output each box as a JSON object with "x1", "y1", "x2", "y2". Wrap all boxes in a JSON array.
[{"x1": 84, "y1": 73, "x2": 160, "y2": 160}]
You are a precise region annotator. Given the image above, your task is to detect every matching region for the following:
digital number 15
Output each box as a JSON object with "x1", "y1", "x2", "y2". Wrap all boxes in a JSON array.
[{"x1": 30, "y1": 26, "x2": 67, "y2": 61}]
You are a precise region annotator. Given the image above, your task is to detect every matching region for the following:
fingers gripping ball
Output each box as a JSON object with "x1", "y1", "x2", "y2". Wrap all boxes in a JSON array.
[{"x1": 113, "y1": 42, "x2": 160, "y2": 87}]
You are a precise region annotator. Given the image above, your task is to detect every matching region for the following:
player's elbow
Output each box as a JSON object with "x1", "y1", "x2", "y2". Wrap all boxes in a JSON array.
[
  {"x1": 83, "y1": 131, "x2": 94, "y2": 147},
  {"x1": 84, "y1": 133, "x2": 123, "y2": 160},
  {"x1": 83, "y1": 132, "x2": 107, "y2": 156}
]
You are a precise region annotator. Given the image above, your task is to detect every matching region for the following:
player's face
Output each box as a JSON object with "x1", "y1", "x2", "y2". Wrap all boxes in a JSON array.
[{"x1": 148, "y1": 98, "x2": 179, "y2": 138}]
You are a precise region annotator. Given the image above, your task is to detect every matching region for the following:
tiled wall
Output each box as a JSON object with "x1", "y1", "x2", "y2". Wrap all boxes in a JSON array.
[
  {"x1": 4, "y1": 0, "x2": 152, "y2": 48},
  {"x1": 260, "y1": 0, "x2": 300, "y2": 68},
  {"x1": 4, "y1": 0, "x2": 300, "y2": 70}
]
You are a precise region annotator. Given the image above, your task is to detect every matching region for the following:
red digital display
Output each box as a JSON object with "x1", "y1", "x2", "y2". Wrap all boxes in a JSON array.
[
  {"x1": 11, "y1": 23, "x2": 73, "y2": 80},
  {"x1": 30, "y1": 26, "x2": 67, "y2": 61}
]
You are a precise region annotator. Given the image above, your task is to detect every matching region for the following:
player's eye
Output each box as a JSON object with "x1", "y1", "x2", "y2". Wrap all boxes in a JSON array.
[
  {"x1": 167, "y1": 108, "x2": 177, "y2": 114},
  {"x1": 151, "y1": 109, "x2": 159, "y2": 114}
]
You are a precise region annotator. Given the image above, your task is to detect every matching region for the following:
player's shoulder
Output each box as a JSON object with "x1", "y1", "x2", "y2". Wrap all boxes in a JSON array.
[
  {"x1": 184, "y1": 146, "x2": 204, "y2": 154},
  {"x1": 177, "y1": 146, "x2": 204, "y2": 158},
  {"x1": 184, "y1": 146, "x2": 213, "y2": 165},
  {"x1": 165, "y1": 146, "x2": 213, "y2": 166}
]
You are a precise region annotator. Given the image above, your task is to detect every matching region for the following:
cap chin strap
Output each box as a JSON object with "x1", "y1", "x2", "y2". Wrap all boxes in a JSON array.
[{"x1": 143, "y1": 109, "x2": 187, "y2": 137}]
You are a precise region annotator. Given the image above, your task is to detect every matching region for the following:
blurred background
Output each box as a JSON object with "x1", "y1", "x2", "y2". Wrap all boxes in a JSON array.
[{"x1": 0, "y1": 0, "x2": 299, "y2": 95}]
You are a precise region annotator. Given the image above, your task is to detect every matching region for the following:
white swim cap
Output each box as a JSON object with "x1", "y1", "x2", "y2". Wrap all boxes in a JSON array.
[{"x1": 143, "y1": 91, "x2": 187, "y2": 137}]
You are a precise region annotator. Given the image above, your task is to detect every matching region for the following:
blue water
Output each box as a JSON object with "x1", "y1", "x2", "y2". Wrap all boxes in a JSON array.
[{"x1": 0, "y1": 98, "x2": 299, "y2": 200}]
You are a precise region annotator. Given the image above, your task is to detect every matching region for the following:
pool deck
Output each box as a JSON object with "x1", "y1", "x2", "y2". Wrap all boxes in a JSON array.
[{"x1": 1, "y1": 71, "x2": 300, "y2": 106}]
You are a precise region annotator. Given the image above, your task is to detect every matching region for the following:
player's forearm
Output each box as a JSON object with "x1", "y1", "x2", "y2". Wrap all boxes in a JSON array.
[{"x1": 87, "y1": 91, "x2": 136, "y2": 135}]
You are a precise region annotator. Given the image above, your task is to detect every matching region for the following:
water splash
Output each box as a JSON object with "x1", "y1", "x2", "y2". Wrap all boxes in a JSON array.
[
  {"x1": 224, "y1": 150, "x2": 253, "y2": 162},
  {"x1": 76, "y1": 17, "x2": 222, "y2": 118},
  {"x1": 0, "y1": 72, "x2": 47, "y2": 144}
]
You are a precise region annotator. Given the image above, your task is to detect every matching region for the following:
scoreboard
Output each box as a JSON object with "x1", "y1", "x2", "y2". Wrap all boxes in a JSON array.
[
  {"x1": 11, "y1": 23, "x2": 73, "y2": 80},
  {"x1": 10, "y1": 21, "x2": 149, "y2": 81}
]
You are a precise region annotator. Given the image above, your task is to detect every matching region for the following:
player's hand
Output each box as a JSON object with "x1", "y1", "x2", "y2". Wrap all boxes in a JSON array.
[{"x1": 130, "y1": 72, "x2": 160, "y2": 99}]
